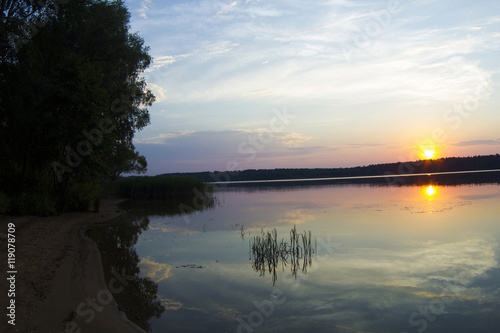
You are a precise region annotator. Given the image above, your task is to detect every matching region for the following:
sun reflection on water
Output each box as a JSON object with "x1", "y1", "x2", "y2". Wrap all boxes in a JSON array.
[{"x1": 425, "y1": 185, "x2": 436, "y2": 197}]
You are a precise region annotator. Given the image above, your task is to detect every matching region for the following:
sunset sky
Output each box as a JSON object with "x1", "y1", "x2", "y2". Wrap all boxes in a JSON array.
[{"x1": 124, "y1": 0, "x2": 500, "y2": 175}]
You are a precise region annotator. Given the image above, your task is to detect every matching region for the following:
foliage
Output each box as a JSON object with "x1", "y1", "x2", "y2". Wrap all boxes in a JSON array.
[
  {"x1": 118, "y1": 176, "x2": 213, "y2": 200},
  {"x1": 0, "y1": 0, "x2": 154, "y2": 215},
  {"x1": 87, "y1": 214, "x2": 164, "y2": 331}
]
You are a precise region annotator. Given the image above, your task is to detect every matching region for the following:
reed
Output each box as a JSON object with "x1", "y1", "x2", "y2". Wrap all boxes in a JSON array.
[
  {"x1": 118, "y1": 176, "x2": 213, "y2": 200},
  {"x1": 250, "y1": 226, "x2": 315, "y2": 286}
]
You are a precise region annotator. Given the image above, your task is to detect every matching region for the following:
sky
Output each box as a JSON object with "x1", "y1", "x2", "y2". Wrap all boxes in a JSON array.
[{"x1": 123, "y1": 0, "x2": 500, "y2": 175}]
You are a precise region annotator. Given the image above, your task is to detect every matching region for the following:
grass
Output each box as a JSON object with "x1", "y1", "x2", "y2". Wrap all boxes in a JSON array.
[
  {"x1": 117, "y1": 176, "x2": 213, "y2": 200},
  {"x1": 250, "y1": 226, "x2": 315, "y2": 286}
]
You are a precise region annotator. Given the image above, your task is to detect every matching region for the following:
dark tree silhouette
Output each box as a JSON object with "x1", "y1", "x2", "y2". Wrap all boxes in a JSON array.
[{"x1": 0, "y1": 0, "x2": 154, "y2": 214}]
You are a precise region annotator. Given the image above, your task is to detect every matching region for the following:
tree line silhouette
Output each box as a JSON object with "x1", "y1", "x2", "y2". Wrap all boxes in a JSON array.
[{"x1": 158, "y1": 154, "x2": 500, "y2": 183}]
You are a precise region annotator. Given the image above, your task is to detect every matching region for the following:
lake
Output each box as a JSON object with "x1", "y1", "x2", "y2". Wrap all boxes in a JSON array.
[{"x1": 92, "y1": 175, "x2": 500, "y2": 332}]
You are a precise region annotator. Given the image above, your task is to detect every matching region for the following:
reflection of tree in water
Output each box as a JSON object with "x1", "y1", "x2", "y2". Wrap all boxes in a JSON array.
[
  {"x1": 88, "y1": 215, "x2": 162, "y2": 331},
  {"x1": 250, "y1": 226, "x2": 315, "y2": 286},
  {"x1": 118, "y1": 192, "x2": 217, "y2": 218},
  {"x1": 88, "y1": 195, "x2": 216, "y2": 330}
]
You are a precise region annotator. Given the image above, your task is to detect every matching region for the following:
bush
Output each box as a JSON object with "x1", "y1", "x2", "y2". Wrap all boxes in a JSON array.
[{"x1": 118, "y1": 176, "x2": 212, "y2": 200}]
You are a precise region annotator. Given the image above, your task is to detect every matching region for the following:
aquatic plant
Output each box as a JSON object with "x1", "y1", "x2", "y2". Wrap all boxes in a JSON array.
[{"x1": 250, "y1": 226, "x2": 316, "y2": 286}]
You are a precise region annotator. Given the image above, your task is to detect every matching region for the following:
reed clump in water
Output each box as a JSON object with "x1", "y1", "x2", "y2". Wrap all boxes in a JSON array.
[{"x1": 250, "y1": 226, "x2": 315, "y2": 286}]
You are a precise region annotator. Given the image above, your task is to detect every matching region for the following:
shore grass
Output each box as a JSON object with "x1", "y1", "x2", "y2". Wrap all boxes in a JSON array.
[{"x1": 117, "y1": 176, "x2": 213, "y2": 200}]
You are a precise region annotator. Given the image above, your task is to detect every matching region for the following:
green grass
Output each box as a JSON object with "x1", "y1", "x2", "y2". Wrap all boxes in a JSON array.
[{"x1": 117, "y1": 176, "x2": 213, "y2": 200}]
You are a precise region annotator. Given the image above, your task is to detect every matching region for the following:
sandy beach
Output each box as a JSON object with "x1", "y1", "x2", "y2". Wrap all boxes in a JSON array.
[{"x1": 0, "y1": 197, "x2": 145, "y2": 333}]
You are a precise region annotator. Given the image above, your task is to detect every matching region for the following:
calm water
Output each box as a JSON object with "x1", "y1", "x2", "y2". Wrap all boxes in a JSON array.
[{"x1": 103, "y1": 179, "x2": 500, "y2": 332}]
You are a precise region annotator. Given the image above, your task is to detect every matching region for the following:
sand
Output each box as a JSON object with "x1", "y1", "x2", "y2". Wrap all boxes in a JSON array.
[{"x1": 0, "y1": 197, "x2": 146, "y2": 333}]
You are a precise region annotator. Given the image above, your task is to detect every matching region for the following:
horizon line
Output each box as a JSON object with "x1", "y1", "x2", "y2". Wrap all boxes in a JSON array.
[{"x1": 211, "y1": 169, "x2": 500, "y2": 185}]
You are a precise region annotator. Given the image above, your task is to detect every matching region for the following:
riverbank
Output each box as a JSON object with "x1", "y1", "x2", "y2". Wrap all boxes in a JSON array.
[{"x1": 0, "y1": 197, "x2": 145, "y2": 333}]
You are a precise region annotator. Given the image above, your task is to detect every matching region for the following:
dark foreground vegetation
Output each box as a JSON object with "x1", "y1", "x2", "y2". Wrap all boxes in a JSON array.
[
  {"x1": 159, "y1": 154, "x2": 500, "y2": 183},
  {"x1": 118, "y1": 176, "x2": 213, "y2": 200},
  {"x1": 0, "y1": 1, "x2": 154, "y2": 215}
]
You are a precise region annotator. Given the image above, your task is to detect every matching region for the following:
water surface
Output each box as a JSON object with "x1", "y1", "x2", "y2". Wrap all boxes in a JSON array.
[{"x1": 105, "y1": 179, "x2": 500, "y2": 332}]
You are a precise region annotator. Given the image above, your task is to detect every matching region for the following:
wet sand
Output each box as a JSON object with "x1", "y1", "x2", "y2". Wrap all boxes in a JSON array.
[{"x1": 0, "y1": 197, "x2": 145, "y2": 333}]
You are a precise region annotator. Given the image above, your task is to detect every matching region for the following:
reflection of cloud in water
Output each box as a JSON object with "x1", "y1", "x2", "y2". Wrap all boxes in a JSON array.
[
  {"x1": 458, "y1": 192, "x2": 500, "y2": 200},
  {"x1": 212, "y1": 306, "x2": 240, "y2": 321},
  {"x1": 410, "y1": 290, "x2": 486, "y2": 302},
  {"x1": 158, "y1": 297, "x2": 202, "y2": 311},
  {"x1": 158, "y1": 296, "x2": 239, "y2": 320},
  {"x1": 317, "y1": 237, "x2": 496, "y2": 292},
  {"x1": 355, "y1": 200, "x2": 472, "y2": 214},
  {"x1": 410, "y1": 201, "x2": 472, "y2": 214},
  {"x1": 138, "y1": 257, "x2": 173, "y2": 282},
  {"x1": 148, "y1": 224, "x2": 200, "y2": 235},
  {"x1": 275, "y1": 209, "x2": 316, "y2": 225},
  {"x1": 402, "y1": 238, "x2": 497, "y2": 286}
]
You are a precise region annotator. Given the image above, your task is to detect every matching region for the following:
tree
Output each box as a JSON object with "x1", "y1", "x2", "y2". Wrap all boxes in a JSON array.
[{"x1": 0, "y1": 0, "x2": 155, "y2": 214}]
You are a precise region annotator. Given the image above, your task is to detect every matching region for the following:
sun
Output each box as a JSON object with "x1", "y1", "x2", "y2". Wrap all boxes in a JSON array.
[{"x1": 423, "y1": 149, "x2": 436, "y2": 159}]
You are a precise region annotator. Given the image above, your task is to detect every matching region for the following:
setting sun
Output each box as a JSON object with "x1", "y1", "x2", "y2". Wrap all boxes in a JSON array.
[{"x1": 423, "y1": 149, "x2": 436, "y2": 159}]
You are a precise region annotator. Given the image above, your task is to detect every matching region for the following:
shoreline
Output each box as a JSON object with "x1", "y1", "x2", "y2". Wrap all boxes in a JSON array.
[{"x1": 0, "y1": 197, "x2": 146, "y2": 333}]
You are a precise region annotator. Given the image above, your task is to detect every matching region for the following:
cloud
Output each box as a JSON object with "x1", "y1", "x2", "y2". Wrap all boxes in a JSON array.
[
  {"x1": 147, "y1": 83, "x2": 168, "y2": 103},
  {"x1": 135, "y1": 130, "x2": 195, "y2": 144},
  {"x1": 138, "y1": 0, "x2": 153, "y2": 19},
  {"x1": 276, "y1": 131, "x2": 313, "y2": 147},
  {"x1": 345, "y1": 143, "x2": 384, "y2": 148},
  {"x1": 148, "y1": 54, "x2": 193, "y2": 72},
  {"x1": 140, "y1": 0, "x2": 498, "y2": 107},
  {"x1": 128, "y1": 0, "x2": 499, "y2": 172},
  {"x1": 136, "y1": 129, "x2": 312, "y2": 148},
  {"x1": 202, "y1": 41, "x2": 239, "y2": 57},
  {"x1": 133, "y1": 129, "x2": 319, "y2": 174},
  {"x1": 216, "y1": 0, "x2": 238, "y2": 16},
  {"x1": 452, "y1": 139, "x2": 500, "y2": 147}
]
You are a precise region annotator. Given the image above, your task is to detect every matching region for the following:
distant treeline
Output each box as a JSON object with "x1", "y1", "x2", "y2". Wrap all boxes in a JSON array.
[{"x1": 157, "y1": 154, "x2": 500, "y2": 183}]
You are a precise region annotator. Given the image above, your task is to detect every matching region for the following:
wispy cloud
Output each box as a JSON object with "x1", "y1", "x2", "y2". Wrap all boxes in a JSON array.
[
  {"x1": 451, "y1": 139, "x2": 500, "y2": 147},
  {"x1": 147, "y1": 82, "x2": 167, "y2": 102},
  {"x1": 138, "y1": 0, "x2": 152, "y2": 19},
  {"x1": 125, "y1": 0, "x2": 500, "y2": 171},
  {"x1": 133, "y1": 129, "x2": 318, "y2": 173},
  {"x1": 135, "y1": 130, "x2": 195, "y2": 144}
]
